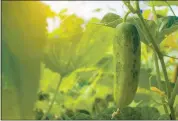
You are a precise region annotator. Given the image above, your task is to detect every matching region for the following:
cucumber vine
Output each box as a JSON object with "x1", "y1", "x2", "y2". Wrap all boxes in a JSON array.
[{"x1": 123, "y1": 1, "x2": 177, "y2": 119}]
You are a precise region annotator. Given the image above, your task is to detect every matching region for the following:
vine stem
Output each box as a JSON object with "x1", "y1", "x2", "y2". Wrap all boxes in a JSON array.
[
  {"x1": 151, "y1": 1, "x2": 158, "y2": 23},
  {"x1": 154, "y1": 52, "x2": 169, "y2": 114},
  {"x1": 41, "y1": 75, "x2": 63, "y2": 120},
  {"x1": 123, "y1": 11, "x2": 131, "y2": 22},
  {"x1": 151, "y1": 3, "x2": 169, "y2": 115},
  {"x1": 165, "y1": 1, "x2": 176, "y2": 16},
  {"x1": 169, "y1": 70, "x2": 178, "y2": 119},
  {"x1": 163, "y1": 54, "x2": 178, "y2": 60},
  {"x1": 123, "y1": 1, "x2": 137, "y2": 13},
  {"x1": 135, "y1": 2, "x2": 171, "y2": 99}
]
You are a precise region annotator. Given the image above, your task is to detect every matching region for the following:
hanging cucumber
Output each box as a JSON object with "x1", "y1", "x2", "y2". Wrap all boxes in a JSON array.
[{"x1": 113, "y1": 22, "x2": 141, "y2": 114}]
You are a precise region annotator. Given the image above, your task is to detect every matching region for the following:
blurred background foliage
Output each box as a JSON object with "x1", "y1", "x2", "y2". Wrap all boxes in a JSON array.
[{"x1": 2, "y1": 1, "x2": 178, "y2": 120}]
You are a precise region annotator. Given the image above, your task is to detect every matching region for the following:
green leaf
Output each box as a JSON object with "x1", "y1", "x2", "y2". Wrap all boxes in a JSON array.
[
  {"x1": 45, "y1": 15, "x2": 115, "y2": 77},
  {"x1": 142, "y1": 8, "x2": 169, "y2": 20},
  {"x1": 59, "y1": 72, "x2": 78, "y2": 93},
  {"x1": 156, "y1": 8, "x2": 169, "y2": 17},
  {"x1": 139, "y1": 106, "x2": 160, "y2": 120},
  {"x1": 100, "y1": 12, "x2": 122, "y2": 28},
  {"x1": 76, "y1": 19, "x2": 115, "y2": 67},
  {"x1": 157, "y1": 16, "x2": 178, "y2": 44},
  {"x1": 100, "y1": 12, "x2": 157, "y2": 45},
  {"x1": 44, "y1": 14, "x2": 85, "y2": 76},
  {"x1": 40, "y1": 67, "x2": 60, "y2": 91},
  {"x1": 59, "y1": 8, "x2": 68, "y2": 14},
  {"x1": 96, "y1": 52, "x2": 113, "y2": 72}
]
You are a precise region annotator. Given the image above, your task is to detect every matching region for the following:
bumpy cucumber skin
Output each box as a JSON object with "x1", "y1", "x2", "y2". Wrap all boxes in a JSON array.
[{"x1": 113, "y1": 22, "x2": 141, "y2": 109}]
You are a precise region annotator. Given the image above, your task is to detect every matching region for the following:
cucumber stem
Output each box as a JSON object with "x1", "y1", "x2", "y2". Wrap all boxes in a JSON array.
[
  {"x1": 123, "y1": 11, "x2": 131, "y2": 22},
  {"x1": 152, "y1": 4, "x2": 169, "y2": 115},
  {"x1": 123, "y1": 1, "x2": 137, "y2": 13},
  {"x1": 154, "y1": 51, "x2": 169, "y2": 115},
  {"x1": 136, "y1": 2, "x2": 171, "y2": 99}
]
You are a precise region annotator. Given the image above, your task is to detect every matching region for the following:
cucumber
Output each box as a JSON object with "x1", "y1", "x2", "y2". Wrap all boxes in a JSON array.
[{"x1": 113, "y1": 22, "x2": 141, "y2": 109}]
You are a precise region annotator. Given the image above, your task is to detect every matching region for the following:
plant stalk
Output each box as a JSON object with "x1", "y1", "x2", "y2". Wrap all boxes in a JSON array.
[
  {"x1": 169, "y1": 74, "x2": 178, "y2": 119},
  {"x1": 135, "y1": 2, "x2": 171, "y2": 100},
  {"x1": 123, "y1": 11, "x2": 131, "y2": 22},
  {"x1": 42, "y1": 75, "x2": 63, "y2": 120},
  {"x1": 154, "y1": 52, "x2": 169, "y2": 114},
  {"x1": 151, "y1": 4, "x2": 169, "y2": 114},
  {"x1": 165, "y1": 1, "x2": 176, "y2": 16}
]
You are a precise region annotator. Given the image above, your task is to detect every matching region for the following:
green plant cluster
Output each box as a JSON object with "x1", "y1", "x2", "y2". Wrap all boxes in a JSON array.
[
  {"x1": 35, "y1": 105, "x2": 171, "y2": 120},
  {"x1": 2, "y1": 1, "x2": 178, "y2": 120}
]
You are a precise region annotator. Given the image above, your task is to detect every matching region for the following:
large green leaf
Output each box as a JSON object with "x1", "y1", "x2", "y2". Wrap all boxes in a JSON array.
[{"x1": 44, "y1": 15, "x2": 115, "y2": 77}]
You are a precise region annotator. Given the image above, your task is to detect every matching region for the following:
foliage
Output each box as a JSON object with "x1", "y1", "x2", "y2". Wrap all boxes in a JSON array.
[{"x1": 2, "y1": 1, "x2": 178, "y2": 120}]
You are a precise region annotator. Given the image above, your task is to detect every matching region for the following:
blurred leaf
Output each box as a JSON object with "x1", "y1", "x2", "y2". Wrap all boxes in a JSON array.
[
  {"x1": 95, "y1": 85, "x2": 112, "y2": 99},
  {"x1": 92, "y1": 8, "x2": 102, "y2": 12},
  {"x1": 50, "y1": 103, "x2": 62, "y2": 116},
  {"x1": 129, "y1": 100, "x2": 143, "y2": 108},
  {"x1": 142, "y1": 9, "x2": 153, "y2": 20},
  {"x1": 35, "y1": 101, "x2": 49, "y2": 112},
  {"x1": 44, "y1": 14, "x2": 85, "y2": 76},
  {"x1": 73, "y1": 90, "x2": 95, "y2": 113},
  {"x1": 134, "y1": 87, "x2": 151, "y2": 105},
  {"x1": 45, "y1": 15, "x2": 115, "y2": 79},
  {"x1": 59, "y1": 8, "x2": 68, "y2": 15},
  {"x1": 139, "y1": 106, "x2": 160, "y2": 120},
  {"x1": 63, "y1": 96, "x2": 75, "y2": 110},
  {"x1": 145, "y1": 1, "x2": 178, "y2": 6},
  {"x1": 96, "y1": 52, "x2": 114, "y2": 72},
  {"x1": 156, "y1": 8, "x2": 169, "y2": 17},
  {"x1": 40, "y1": 67, "x2": 60, "y2": 91},
  {"x1": 142, "y1": 8, "x2": 168, "y2": 20},
  {"x1": 160, "y1": 32, "x2": 178, "y2": 50},
  {"x1": 59, "y1": 72, "x2": 78, "y2": 93},
  {"x1": 76, "y1": 19, "x2": 115, "y2": 67},
  {"x1": 100, "y1": 12, "x2": 122, "y2": 28},
  {"x1": 157, "y1": 16, "x2": 178, "y2": 43},
  {"x1": 158, "y1": 16, "x2": 178, "y2": 32}
]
